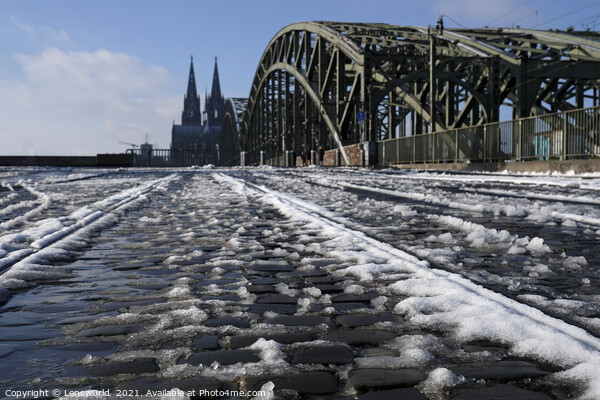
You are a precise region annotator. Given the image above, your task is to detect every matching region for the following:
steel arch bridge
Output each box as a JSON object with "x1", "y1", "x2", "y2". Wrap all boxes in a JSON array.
[
  {"x1": 242, "y1": 21, "x2": 600, "y2": 165},
  {"x1": 221, "y1": 97, "x2": 247, "y2": 166}
]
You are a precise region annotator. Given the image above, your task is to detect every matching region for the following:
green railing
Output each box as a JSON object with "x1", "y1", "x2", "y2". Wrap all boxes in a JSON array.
[{"x1": 378, "y1": 106, "x2": 600, "y2": 165}]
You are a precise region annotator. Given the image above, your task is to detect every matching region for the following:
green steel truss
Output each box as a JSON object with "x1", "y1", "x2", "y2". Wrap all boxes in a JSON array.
[
  {"x1": 243, "y1": 21, "x2": 600, "y2": 165},
  {"x1": 221, "y1": 97, "x2": 247, "y2": 166}
]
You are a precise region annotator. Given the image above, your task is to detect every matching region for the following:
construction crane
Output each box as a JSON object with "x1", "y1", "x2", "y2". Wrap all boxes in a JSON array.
[{"x1": 118, "y1": 141, "x2": 139, "y2": 148}]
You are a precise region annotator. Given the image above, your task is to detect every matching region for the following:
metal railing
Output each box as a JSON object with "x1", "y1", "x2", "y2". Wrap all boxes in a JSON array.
[
  {"x1": 126, "y1": 149, "x2": 220, "y2": 167},
  {"x1": 378, "y1": 106, "x2": 600, "y2": 165}
]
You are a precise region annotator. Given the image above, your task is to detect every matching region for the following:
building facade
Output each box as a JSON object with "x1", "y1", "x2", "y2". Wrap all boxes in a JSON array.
[{"x1": 171, "y1": 56, "x2": 224, "y2": 165}]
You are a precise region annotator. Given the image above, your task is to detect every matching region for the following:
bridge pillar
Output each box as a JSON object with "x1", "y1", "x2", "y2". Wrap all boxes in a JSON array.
[
  {"x1": 362, "y1": 141, "x2": 378, "y2": 167},
  {"x1": 285, "y1": 151, "x2": 296, "y2": 167}
]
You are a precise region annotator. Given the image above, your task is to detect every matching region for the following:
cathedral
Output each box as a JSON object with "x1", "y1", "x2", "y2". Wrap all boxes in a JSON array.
[{"x1": 171, "y1": 56, "x2": 224, "y2": 164}]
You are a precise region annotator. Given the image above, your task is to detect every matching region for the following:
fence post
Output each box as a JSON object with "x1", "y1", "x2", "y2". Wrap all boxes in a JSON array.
[
  {"x1": 562, "y1": 111, "x2": 568, "y2": 160},
  {"x1": 454, "y1": 130, "x2": 458, "y2": 163},
  {"x1": 517, "y1": 120, "x2": 522, "y2": 162},
  {"x1": 260, "y1": 151, "x2": 266, "y2": 166},
  {"x1": 483, "y1": 125, "x2": 487, "y2": 163}
]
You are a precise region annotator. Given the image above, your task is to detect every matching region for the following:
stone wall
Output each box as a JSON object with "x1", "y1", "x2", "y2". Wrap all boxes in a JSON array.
[
  {"x1": 390, "y1": 159, "x2": 600, "y2": 174},
  {"x1": 97, "y1": 153, "x2": 133, "y2": 167},
  {"x1": 0, "y1": 153, "x2": 133, "y2": 167},
  {"x1": 345, "y1": 145, "x2": 363, "y2": 166},
  {"x1": 0, "y1": 156, "x2": 98, "y2": 167},
  {"x1": 323, "y1": 151, "x2": 336, "y2": 166},
  {"x1": 293, "y1": 145, "x2": 365, "y2": 167}
]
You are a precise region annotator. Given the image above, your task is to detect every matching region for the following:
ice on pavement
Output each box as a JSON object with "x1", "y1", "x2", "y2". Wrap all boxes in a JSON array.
[
  {"x1": 0, "y1": 173, "x2": 178, "y2": 292},
  {"x1": 216, "y1": 171, "x2": 600, "y2": 399},
  {"x1": 2, "y1": 166, "x2": 600, "y2": 398}
]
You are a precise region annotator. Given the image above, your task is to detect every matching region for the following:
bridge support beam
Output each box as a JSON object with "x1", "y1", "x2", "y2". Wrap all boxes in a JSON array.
[{"x1": 243, "y1": 22, "x2": 600, "y2": 166}]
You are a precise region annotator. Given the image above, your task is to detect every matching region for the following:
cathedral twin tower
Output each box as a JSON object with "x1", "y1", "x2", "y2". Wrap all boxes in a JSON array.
[{"x1": 171, "y1": 56, "x2": 224, "y2": 163}]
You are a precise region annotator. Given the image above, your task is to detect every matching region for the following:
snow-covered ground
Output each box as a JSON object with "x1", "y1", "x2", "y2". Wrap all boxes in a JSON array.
[{"x1": 1, "y1": 166, "x2": 599, "y2": 399}]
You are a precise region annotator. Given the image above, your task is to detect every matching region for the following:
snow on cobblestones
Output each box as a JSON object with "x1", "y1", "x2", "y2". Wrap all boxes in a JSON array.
[
  {"x1": 0, "y1": 173, "x2": 178, "y2": 292},
  {"x1": 217, "y1": 171, "x2": 600, "y2": 399},
  {"x1": 1, "y1": 167, "x2": 600, "y2": 399}
]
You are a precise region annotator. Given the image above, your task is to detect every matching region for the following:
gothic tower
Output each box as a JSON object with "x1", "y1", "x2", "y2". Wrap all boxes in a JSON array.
[
  {"x1": 205, "y1": 57, "x2": 224, "y2": 129},
  {"x1": 171, "y1": 56, "x2": 223, "y2": 165},
  {"x1": 181, "y1": 56, "x2": 202, "y2": 126}
]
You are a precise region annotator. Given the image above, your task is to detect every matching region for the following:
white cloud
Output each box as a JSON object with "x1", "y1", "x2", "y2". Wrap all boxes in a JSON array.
[
  {"x1": 9, "y1": 15, "x2": 74, "y2": 48},
  {"x1": 9, "y1": 15, "x2": 35, "y2": 37},
  {"x1": 0, "y1": 48, "x2": 180, "y2": 155}
]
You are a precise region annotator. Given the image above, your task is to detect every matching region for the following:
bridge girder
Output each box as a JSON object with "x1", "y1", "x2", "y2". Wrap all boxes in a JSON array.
[
  {"x1": 221, "y1": 97, "x2": 247, "y2": 166},
  {"x1": 243, "y1": 21, "x2": 600, "y2": 164}
]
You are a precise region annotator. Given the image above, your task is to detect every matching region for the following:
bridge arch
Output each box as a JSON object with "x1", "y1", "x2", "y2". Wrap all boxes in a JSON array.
[
  {"x1": 243, "y1": 22, "x2": 369, "y2": 165},
  {"x1": 243, "y1": 22, "x2": 600, "y2": 165},
  {"x1": 220, "y1": 97, "x2": 247, "y2": 166}
]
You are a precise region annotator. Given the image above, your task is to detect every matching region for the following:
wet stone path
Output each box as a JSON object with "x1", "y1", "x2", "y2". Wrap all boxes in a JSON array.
[{"x1": 0, "y1": 168, "x2": 598, "y2": 399}]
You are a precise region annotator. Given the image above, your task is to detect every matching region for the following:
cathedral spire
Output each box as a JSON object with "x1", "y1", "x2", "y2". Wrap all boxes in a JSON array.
[
  {"x1": 205, "y1": 56, "x2": 224, "y2": 128},
  {"x1": 210, "y1": 56, "x2": 222, "y2": 101},
  {"x1": 181, "y1": 56, "x2": 201, "y2": 125},
  {"x1": 186, "y1": 56, "x2": 198, "y2": 102}
]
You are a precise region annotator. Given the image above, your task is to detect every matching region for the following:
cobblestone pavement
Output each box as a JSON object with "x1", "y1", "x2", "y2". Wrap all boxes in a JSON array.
[{"x1": 1, "y1": 167, "x2": 600, "y2": 400}]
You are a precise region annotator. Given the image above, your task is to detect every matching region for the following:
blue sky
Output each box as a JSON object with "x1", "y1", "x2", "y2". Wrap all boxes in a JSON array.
[{"x1": 1, "y1": 0, "x2": 599, "y2": 155}]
